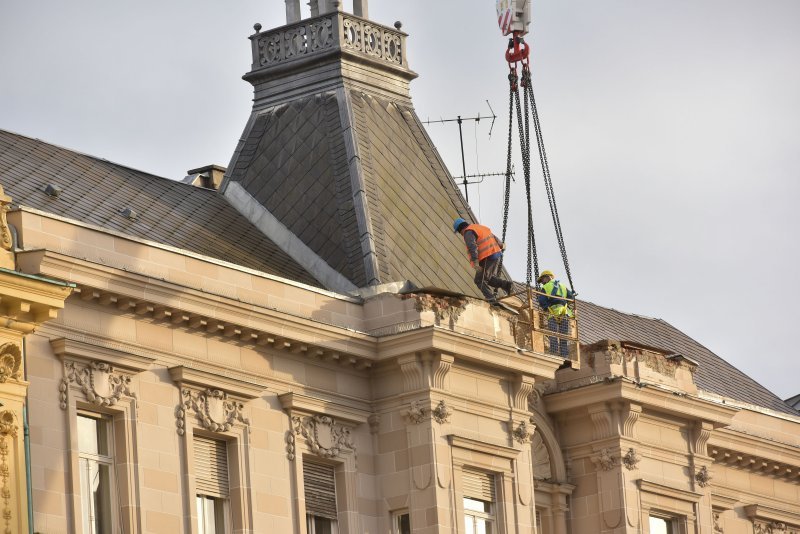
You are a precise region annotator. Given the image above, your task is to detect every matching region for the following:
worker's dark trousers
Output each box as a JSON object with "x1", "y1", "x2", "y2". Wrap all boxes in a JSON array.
[
  {"x1": 475, "y1": 256, "x2": 506, "y2": 301},
  {"x1": 547, "y1": 316, "x2": 571, "y2": 357}
]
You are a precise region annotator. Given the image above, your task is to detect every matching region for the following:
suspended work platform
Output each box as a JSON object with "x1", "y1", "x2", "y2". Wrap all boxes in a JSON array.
[{"x1": 501, "y1": 287, "x2": 581, "y2": 369}]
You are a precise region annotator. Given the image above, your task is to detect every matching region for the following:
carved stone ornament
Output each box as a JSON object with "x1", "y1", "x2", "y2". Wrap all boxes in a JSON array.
[
  {"x1": 622, "y1": 447, "x2": 641, "y2": 470},
  {"x1": 60, "y1": 360, "x2": 136, "y2": 410},
  {"x1": 0, "y1": 411, "x2": 18, "y2": 534},
  {"x1": 432, "y1": 400, "x2": 452, "y2": 424},
  {"x1": 0, "y1": 343, "x2": 21, "y2": 383},
  {"x1": 592, "y1": 448, "x2": 616, "y2": 471},
  {"x1": 368, "y1": 413, "x2": 380, "y2": 434},
  {"x1": 405, "y1": 400, "x2": 426, "y2": 424},
  {"x1": 695, "y1": 465, "x2": 713, "y2": 488},
  {"x1": 176, "y1": 388, "x2": 249, "y2": 435},
  {"x1": 713, "y1": 511, "x2": 723, "y2": 534},
  {"x1": 0, "y1": 184, "x2": 12, "y2": 252},
  {"x1": 291, "y1": 414, "x2": 354, "y2": 459},
  {"x1": 753, "y1": 521, "x2": 796, "y2": 534},
  {"x1": 512, "y1": 420, "x2": 532, "y2": 444}
]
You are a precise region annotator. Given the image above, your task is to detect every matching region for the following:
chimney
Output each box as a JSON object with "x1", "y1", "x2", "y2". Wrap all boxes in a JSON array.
[{"x1": 184, "y1": 165, "x2": 226, "y2": 190}]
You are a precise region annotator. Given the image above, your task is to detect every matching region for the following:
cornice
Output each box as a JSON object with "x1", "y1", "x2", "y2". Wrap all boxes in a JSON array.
[
  {"x1": 20, "y1": 250, "x2": 379, "y2": 367},
  {"x1": 544, "y1": 379, "x2": 738, "y2": 426},
  {"x1": 449, "y1": 434, "x2": 520, "y2": 460},
  {"x1": 708, "y1": 444, "x2": 800, "y2": 482},
  {"x1": 0, "y1": 267, "x2": 73, "y2": 331},
  {"x1": 376, "y1": 326, "x2": 563, "y2": 379},
  {"x1": 638, "y1": 479, "x2": 702, "y2": 503},
  {"x1": 168, "y1": 365, "x2": 266, "y2": 400},
  {"x1": 744, "y1": 503, "x2": 800, "y2": 526},
  {"x1": 711, "y1": 492, "x2": 738, "y2": 510},
  {"x1": 50, "y1": 337, "x2": 155, "y2": 372},
  {"x1": 278, "y1": 392, "x2": 369, "y2": 424}
]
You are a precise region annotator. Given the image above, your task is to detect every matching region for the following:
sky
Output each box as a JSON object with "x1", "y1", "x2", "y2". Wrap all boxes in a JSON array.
[{"x1": 1, "y1": 1, "x2": 799, "y2": 400}]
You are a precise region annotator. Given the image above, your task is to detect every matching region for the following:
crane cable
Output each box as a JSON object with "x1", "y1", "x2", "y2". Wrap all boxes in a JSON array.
[{"x1": 499, "y1": 33, "x2": 575, "y2": 292}]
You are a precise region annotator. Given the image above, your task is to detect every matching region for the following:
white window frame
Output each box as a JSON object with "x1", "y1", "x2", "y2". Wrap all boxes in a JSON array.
[
  {"x1": 391, "y1": 509, "x2": 411, "y2": 534},
  {"x1": 462, "y1": 469, "x2": 497, "y2": 534},
  {"x1": 76, "y1": 412, "x2": 117, "y2": 534}
]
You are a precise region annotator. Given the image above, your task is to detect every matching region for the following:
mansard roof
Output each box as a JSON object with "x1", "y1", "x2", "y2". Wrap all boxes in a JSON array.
[
  {"x1": 578, "y1": 300, "x2": 796, "y2": 415},
  {"x1": 0, "y1": 129, "x2": 319, "y2": 286}
]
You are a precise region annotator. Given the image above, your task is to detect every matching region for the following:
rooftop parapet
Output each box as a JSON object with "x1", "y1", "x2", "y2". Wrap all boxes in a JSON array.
[{"x1": 245, "y1": 11, "x2": 414, "y2": 88}]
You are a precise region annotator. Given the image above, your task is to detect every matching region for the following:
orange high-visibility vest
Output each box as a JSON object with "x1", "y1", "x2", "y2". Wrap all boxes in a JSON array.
[{"x1": 464, "y1": 224, "x2": 502, "y2": 267}]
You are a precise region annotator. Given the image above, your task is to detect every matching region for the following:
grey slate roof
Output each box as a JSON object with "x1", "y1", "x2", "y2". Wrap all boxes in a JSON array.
[
  {"x1": 577, "y1": 300, "x2": 795, "y2": 415},
  {"x1": 0, "y1": 129, "x2": 320, "y2": 286},
  {"x1": 225, "y1": 90, "x2": 482, "y2": 296}
]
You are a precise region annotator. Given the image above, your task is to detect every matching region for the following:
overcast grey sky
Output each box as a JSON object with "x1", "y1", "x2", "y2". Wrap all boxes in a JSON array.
[{"x1": 2, "y1": 1, "x2": 798, "y2": 400}]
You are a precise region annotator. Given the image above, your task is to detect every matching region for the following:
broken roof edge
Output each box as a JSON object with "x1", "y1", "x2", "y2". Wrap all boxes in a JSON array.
[{"x1": 12, "y1": 205, "x2": 362, "y2": 304}]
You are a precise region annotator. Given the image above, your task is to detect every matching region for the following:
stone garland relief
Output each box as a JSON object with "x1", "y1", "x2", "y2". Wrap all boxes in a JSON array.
[
  {"x1": 176, "y1": 388, "x2": 249, "y2": 435},
  {"x1": 60, "y1": 360, "x2": 136, "y2": 410},
  {"x1": 694, "y1": 465, "x2": 713, "y2": 488},
  {"x1": 405, "y1": 400, "x2": 452, "y2": 425},
  {"x1": 286, "y1": 414, "x2": 354, "y2": 460},
  {"x1": 713, "y1": 511, "x2": 723, "y2": 534},
  {"x1": 0, "y1": 411, "x2": 18, "y2": 534},
  {"x1": 592, "y1": 448, "x2": 616, "y2": 471},
  {"x1": 404, "y1": 294, "x2": 467, "y2": 326},
  {"x1": 622, "y1": 447, "x2": 641, "y2": 470},
  {"x1": 0, "y1": 343, "x2": 21, "y2": 384},
  {"x1": 512, "y1": 419, "x2": 532, "y2": 444},
  {"x1": 754, "y1": 521, "x2": 799, "y2": 534},
  {"x1": 0, "y1": 184, "x2": 12, "y2": 252},
  {"x1": 405, "y1": 400, "x2": 426, "y2": 424},
  {"x1": 431, "y1": 400, "x2": 452, "y2": 424}
]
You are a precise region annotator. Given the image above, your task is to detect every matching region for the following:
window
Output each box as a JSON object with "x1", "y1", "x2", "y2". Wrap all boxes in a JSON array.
[
  {"x1": 77, "y1": 413, "x2": 115, "y2": 534},
  {"x1": 462, "y1": 469, "x2": 496, "y2": 534},
  {"x1": 194, "y1": 436, "x2": 231, "y2": 534},
  {"x1": 649, "y1": 515, "x2": 674, "y2": 534},
  {"x1": 391, "y1": 510, "x2": 411, "y2": 534},
  {"x1": 304, "y1": 460, "x2": 338, "y2": 534}
]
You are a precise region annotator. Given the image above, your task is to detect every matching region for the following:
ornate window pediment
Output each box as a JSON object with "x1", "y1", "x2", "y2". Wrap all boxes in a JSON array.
[
  {"x1": 168, "y1": 366, "x2": 264, "y2": 436},
  {"x1": 52, "y1": 338, "x2": 155, "y2": 410},
  {"x1": 278, "y1": 392, "x2": 366, "y2": 461}
]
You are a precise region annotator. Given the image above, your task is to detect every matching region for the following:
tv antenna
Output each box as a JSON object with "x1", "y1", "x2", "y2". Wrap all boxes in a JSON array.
[{"x1": 423, "y1": 101, "x2": 507, "y2": 203}]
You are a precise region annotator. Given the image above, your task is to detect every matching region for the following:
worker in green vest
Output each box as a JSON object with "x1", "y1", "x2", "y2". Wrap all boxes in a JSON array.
[{"x1": 536, "y1": 270, "x2": 575, "y2": 356}]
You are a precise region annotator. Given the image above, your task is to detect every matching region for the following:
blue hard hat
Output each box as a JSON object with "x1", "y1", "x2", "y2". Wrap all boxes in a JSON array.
[{"x1": 453, "y1": 217, "x2": 468, "y2": 233}]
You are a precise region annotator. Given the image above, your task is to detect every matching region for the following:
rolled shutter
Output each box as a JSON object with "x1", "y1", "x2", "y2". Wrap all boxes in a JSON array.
[
  {"x1": 304, "y1": 461, "x2": 337, "y2": 520},
  {"x1": 462, "y1": 469, "x2": 495, "y2": 502},
  {"x1": 194, "y1": 436, "x2": 229, "y2": 498}
]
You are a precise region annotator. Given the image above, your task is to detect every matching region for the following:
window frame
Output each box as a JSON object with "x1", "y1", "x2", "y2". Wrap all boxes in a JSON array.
[
  {"x1": 390, "y1": 509, "x2": 411, "y2": 534},
  {"x1": 76, "y1": 411, "x2": 117, "y2": 534},
  {"x1": 193, "y1": 433, "x2": 234, "y2": 534}
]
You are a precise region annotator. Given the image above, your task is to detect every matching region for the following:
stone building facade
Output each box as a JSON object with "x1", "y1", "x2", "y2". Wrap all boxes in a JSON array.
[{"x1": 0, "y1": 3, "x2": 798, "y2": 534}]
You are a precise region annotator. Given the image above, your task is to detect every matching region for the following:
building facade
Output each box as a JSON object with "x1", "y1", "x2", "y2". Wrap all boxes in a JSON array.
[{"x1": 1, "y1": 3, "x2": 798, "y2": 534}]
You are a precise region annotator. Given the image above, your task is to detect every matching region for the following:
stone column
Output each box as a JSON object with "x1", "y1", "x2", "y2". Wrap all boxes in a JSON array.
[
  {"x1": 353, "y1": 0, "x2": 369, "y2": 18},
  {"x1": 285, "y1": 0, "x2": 301, "y2": 23}
]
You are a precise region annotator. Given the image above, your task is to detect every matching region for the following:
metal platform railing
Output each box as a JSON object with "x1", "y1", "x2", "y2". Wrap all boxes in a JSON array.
[{"x1": 505, "y1": 287, "x2": 580, "y2": 367}]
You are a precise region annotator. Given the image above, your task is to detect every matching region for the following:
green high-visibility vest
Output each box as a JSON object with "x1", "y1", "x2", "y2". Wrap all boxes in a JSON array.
[{"x1": 542, "y1": 280, "x2": 573, "y2": 318}]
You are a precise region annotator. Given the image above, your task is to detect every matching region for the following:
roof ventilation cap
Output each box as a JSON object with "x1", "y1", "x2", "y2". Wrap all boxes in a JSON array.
[
  {"x1": 44, "y1": 184, "x2": 62, "y2": 198},
  {"x1": 120, "y1": 207, "x2": 138, "y2": 220}
]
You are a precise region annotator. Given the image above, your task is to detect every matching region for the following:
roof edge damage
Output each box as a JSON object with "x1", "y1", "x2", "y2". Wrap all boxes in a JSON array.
[{"x1": 224, "y1": 181, "x2": 358, "y2": 293}]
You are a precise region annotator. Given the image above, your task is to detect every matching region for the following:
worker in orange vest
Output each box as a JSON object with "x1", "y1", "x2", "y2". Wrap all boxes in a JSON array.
[{"x1": 453, "y1": 218, "x2": 513, "y2": 304}]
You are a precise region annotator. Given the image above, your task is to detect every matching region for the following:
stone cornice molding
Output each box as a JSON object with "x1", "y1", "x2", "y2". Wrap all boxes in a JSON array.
[
  {"x1": 745, "y1": 504, "x2": 800, "y2": 531},
  {"x1": 638, "y1": 479, "x2": 703, "y2": 503},
  {"x1": 376, "y1": 326, "x2": 563, "y2": 379},
  {"x1": 18, "y1": 251, "x2": 377, "y2": 365},
  {"x1": 51, "y1": 337, "x2": 155, "y2": 372},
  {"x1": 692, "y1": 420, "x2": 715, "y2": 457},
  {"x1": 710, "y1": 428, "x2": 800, "y2": 469},
  {"x1": 0, "y1": 268, "x2": 73, "y2": 333},
  {"x1": 278, "y1": 392, "x2": 368, "y2": 425},
  {"x1": 588, "y1": 403, "x2": 614, "y2": 440},
  {"x1": 168, "y1": 366, "x2": 265, "y2": 400},
  {"x1": 545, "y1": 379, "x2": 738, "y2": 426},
  {"x1": 709, "y1": 445, "x2": 800, "y2": 482},
  {"x1": 711, "y1": 492, "x2": 738, "y2": 510},
  {"x1": 449, "y1": 434, "x2": 520, "y2": 461}
]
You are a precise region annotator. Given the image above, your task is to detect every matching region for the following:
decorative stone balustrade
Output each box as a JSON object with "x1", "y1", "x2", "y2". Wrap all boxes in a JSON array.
[{"x1": 251, "y1": 13, "x2": 407, "y2": 72}]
